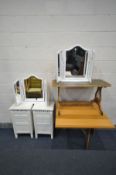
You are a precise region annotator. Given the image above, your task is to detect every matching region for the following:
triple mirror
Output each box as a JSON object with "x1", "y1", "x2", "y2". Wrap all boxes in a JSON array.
[
  {"x1": 57, "y1": 45, "x2": 94, "y2": 82},
  {"x1": 14, "y1": 75, "x2": 47, "y2": 104}
]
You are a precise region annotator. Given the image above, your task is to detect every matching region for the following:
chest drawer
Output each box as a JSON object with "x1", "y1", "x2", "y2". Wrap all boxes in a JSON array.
[
  {"x1": 11, "y1": 111, "x2": 31, "y2": 123},
  {"x1": 33, "y1": 111, "x2": 52, "y2": 118},
  {"x1": 36, "y1": 124, "x2": 52, "y2": 134},
  {"x1": 33, "y1": 111, "x2": 52, "y2": 124}
]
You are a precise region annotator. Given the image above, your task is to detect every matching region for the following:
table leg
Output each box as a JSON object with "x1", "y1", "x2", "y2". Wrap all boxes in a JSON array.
[
  {"x1": 58, "y1": 87, "x2": 60, "y2": 102},
  {"x1": 82, "y1": 129, "x2": 94, "y2": 149},
  {"x1": 57, "y1": 87, "x2": 60, "y2": 115},
  {"x1": 93, "y1": 87, "x2": 103, "y2": 115},
  {"x1": 85, "y1": 129, "x2": 94, "y2": 149}
]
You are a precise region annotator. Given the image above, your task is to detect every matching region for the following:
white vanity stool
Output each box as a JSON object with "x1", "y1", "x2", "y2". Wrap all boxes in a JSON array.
[
  {"x1": 32, "y1": 102, "x2": 54, "y2": 139},
  {"x1": 9, "y1": 102, "x2": 33, "y2": 138}
]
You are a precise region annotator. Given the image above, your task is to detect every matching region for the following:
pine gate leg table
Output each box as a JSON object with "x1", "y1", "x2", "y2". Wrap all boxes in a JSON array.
[{"x1": 52, "y1": 79, "x2": 114, "y2": 149}]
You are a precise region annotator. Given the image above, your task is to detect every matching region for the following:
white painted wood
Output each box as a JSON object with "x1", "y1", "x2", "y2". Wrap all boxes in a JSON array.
[
  {"x1": 32, "y1": 102, "x2": 54, "y2": 139},
  {"x1": 9, "y1": 102, "x2": 33, "y2": 110},
  {"x1": 9, "y1": 102, "x2": 33, "y2": 138},
  {"x1": 57, "y1": 46, "x2": 94, "y2": 83},
  {"x1": 32, "y1": 102, "x2": 54, "y2": 111}
]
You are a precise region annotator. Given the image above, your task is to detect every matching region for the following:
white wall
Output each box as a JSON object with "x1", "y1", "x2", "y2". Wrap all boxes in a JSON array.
[{"x1": 0, "y1": 0, "x2": 116, "y2": 123}]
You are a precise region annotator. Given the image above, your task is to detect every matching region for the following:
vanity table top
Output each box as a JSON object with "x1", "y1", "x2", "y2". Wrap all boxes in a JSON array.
[
  {"x1": 32, "y1": 102, "x2": 54, "y2": 111},
  {"x1": 9, "y1": 102, "x2": 33, "y2": 111}
]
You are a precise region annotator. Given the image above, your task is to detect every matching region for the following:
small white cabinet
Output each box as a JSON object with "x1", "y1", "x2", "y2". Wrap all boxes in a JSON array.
[
  {"x1": 9, "y1": 103, "x2": 33, "y2": 138},
  {"x1": 32, "y1": 102, "x2": 54, "y2": 139}
]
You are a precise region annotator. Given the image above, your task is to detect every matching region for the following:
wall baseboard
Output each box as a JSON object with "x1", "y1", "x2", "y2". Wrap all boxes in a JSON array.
[
  {"x1": 0, "y1": 123, "x2": 12, "y2": 128},
  {"x1": 0, "y1": 123, "x2": 116, "y2": 128}
]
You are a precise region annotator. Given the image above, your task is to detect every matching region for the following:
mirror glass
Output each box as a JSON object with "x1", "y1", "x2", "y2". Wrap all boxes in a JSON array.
[
  {"x1": 24, "y1": 76, "x2": 43, "y2": 99},
  {"x1": 57, "y1": 45, "x2": 94, "y2": 82},
  {"x1": 65, "y1": 46, "x2": 87, "y2": 77},
  {"x1": 14, "y1": 80, "x2": 20, "y2": 95},
  {"x1": 14, "y1": 80, "x2": 22, "y2": 104}
]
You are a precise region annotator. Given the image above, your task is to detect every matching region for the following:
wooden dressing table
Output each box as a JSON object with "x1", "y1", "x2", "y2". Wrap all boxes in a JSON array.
[{"x1": 52, "y1": 79, "x2": 114, "y2": 149}]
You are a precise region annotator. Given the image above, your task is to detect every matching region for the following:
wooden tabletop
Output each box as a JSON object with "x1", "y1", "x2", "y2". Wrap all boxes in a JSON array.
[
  {"x1": 52, "y1": 79, "x2": 111, "y2": 88},
  {"x1": 55, "y1": 102, "x2": 114, "y2": 129}
]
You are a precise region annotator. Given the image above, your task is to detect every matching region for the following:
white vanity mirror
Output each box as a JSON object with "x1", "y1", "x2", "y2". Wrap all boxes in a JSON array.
[
  {"x1": 14, "y1": 75, "x2": 47, "y2": 104},
  {"x1": 57, "y1": 45, "x2": 94, "y2": 82}
]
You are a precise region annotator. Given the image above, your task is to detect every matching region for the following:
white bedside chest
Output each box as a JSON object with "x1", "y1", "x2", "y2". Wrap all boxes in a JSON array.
[
  {"x1": 32, "y1": 102, "x2": 54, "y2": 139},
  {"x1": 9, "y1": 102, "x2": 33, "y2": 138}
]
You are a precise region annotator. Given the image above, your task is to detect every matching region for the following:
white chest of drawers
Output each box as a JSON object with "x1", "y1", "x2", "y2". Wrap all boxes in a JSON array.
[
  {"x1": 32, "y1": 102, "x2": 54, "y2": 139},
  {"x1": 9, "y1": 103, "x2": 33, "y2": 138}
]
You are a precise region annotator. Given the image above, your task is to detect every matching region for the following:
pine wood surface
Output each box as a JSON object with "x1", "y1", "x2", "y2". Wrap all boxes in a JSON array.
[
  {"x1": 52, "y1": 79, "x2": 111, "y2": 88},
  {"x1": 55, "y1": 102, "x2": 114, "y2": 129}
]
